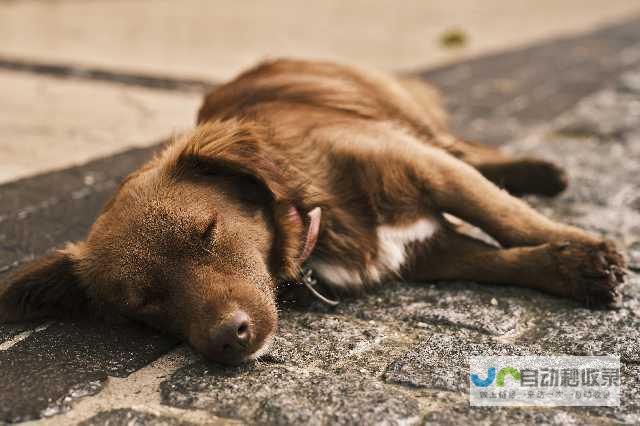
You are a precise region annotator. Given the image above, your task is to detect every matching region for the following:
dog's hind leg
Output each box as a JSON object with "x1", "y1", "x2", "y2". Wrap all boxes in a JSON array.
[
  {"x1": 440, "y1": 138, "x2": 568, "y2": 197},
  {"x1": 398, "y1": 78, "x2": 567, "y2": 196},
  {"x1": 402, "y1": 225, "x2": 623, "y2": 308},
  {"x1": 399, "y1": 142, "x2": 626, "y2": 296},
  {"x1": 408, "y1": 144, "x2": 610, "y2": 249}
]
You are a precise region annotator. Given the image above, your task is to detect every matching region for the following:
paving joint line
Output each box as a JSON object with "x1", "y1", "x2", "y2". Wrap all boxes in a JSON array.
[
  {"x1": 0, "y1": 178, "x2": 120, "y2": 224},
  {"x1": 0, "y1": 254, "x2": 37, "y2": 275},
  {"x1": 32, "y1": 346, "x2": 234, "y2": 426},
  {"x1": 0, "y1": 323, "x2": 51, "y2": 351},
  {"x1": 0, "y1": 55, "x2": 215, "y2": 93}
]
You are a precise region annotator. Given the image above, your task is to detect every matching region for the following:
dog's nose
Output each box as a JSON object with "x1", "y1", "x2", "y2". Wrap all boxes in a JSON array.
[{"x1": 209, "y1": 310, "x2": 253, "y2": 356}]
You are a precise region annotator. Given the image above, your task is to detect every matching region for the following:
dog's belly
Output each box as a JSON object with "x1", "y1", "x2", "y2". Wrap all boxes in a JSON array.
[{"x1": 309, "y1": 217, "x2": 439, "y2": 290}]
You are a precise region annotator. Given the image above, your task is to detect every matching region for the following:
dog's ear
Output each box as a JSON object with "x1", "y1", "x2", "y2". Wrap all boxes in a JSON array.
[
  {"x1": 173, "y1": 120, "x2": 295, "y2": 201},
  {"x1": 170, "y1": 120, "x2": 308, "y2": 279},
  {"x1": 0, "y1": 245, "x2": 88, "y2": 322}
]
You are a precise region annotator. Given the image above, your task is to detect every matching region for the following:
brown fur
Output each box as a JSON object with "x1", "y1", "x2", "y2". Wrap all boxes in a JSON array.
[{"x1": 0, "y1": 59, "x2": 626, "y2": 364}]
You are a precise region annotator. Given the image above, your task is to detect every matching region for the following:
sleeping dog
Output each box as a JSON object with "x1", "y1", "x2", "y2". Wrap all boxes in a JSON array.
[{"x1": 0, "y1": 59, "x2": 626, "y2": 364}]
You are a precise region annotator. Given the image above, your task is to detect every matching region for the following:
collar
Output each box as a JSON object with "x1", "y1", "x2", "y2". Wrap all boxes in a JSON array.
[
  {"x1": 282, "y1": 206, "x2": 339, "y2": 306},
  {"x1": 289, "y1": 205, "x2": 322, "y2": 264}
]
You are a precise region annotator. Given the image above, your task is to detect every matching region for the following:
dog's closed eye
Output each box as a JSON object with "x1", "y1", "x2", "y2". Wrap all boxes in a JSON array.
[
  {"x1": 135, "y1": 281, "x2": 170, "y2": 312},
  {"x1": 202, "y1": 218, "x2": 217, "y2": 243},
  {"x1": 199, "y1": 217, "x2": 218, "y2": 256}
]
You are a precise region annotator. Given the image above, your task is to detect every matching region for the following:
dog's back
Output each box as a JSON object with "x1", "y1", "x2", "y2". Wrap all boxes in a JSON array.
[{"x1": 197, "y1": 59, "x2": 449, "y2": 146}]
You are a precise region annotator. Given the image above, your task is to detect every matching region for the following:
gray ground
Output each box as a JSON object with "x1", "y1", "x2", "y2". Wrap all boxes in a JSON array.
[{"x1": 1, "y1": 16, "x2": 640, "y2": 426}]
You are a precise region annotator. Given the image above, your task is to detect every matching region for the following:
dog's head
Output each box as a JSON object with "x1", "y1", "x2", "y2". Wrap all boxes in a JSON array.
[{"x1": 0, "y1": 120, "x2": 319, "y2": 364}]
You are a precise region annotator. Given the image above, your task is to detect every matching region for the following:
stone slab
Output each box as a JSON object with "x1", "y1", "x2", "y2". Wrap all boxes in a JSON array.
[
  {"x1": 520, "y1": 309, "x2": 640, "y2": 363},
  {"x1": 425, "y1": 17, "x2": 640, "y2": 145},
  {"x1": 160, "y1": 361, "x2": 420, "y2": 425},
  {"x1": 334, "y1": 282, "x2": 529, "y2": 336},
  {"x1": 0, "y1": 70, "x2": 200, "y2": 184},
  {"x1": 383, "y1": 334, "x2": 541, "y2": 392},
  {"x1": 79, "y1": 409, "x2": 197, "y2": 426},
  {"x1": 0, "y1": 321, "x2": 177, "y2": 423}
]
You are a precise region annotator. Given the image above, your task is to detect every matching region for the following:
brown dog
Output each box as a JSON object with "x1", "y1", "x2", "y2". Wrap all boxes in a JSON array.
[{"x1": 0, "y1": 59, "x2": 626, "y2": 364}]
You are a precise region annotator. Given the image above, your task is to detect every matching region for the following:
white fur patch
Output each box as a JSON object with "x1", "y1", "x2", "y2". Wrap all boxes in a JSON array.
[
  {"x1": 309, "y1": 261, "x2": 364, "y2": 289},
  {"x1": 373, "y1": 218, "x2": 439, "y2": 277},
  {"x1": 310, "y1": 217, "x2": 439, "y2": 290}
]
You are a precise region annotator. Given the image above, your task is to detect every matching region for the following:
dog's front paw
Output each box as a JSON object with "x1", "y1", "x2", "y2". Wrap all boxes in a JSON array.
[{"x1": 551, "y1": 240, "x2": 626, "y2": 309}]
